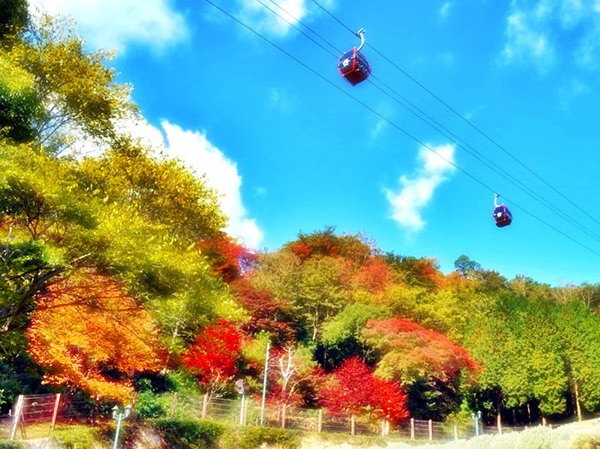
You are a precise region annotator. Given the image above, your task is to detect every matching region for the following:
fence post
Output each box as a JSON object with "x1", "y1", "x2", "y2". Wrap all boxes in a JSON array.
[
  {"x1": 243, "y1": 395, "x2": 249, "y2": 425},
  {"x1": 51, "y1": 394, "x2": 61, "y2": 432},
  {"x1": 317, "y1": 409, "x2": 323, "y2": 433},
  {"x1": 9, "y1": 395, "x2": 25, "y2": 440},
  {"x1": 410, "y1": 418, "x2": 415, "y2": 439},
  {"x1": 239, "y1": 395, "x2": 246, "y2": 425},
  {"x1": 381, "y1": 418, "x2": 386, "y2": 436},
  {"x1": 281, "y1": 404, "x2": 286, "y2": 429},
  {"x1": 497, "y1": 413, "x2": 502, "y2": 435},
  {"x1": 453, "y1": 423, "x2": 458, "y2": 440},
  {"x1": 201, "y1": 393, "x2": 208, "y2": 419},
  {"x1": 350, "y1": 414, "x2": 355, "y2": 435},
  {"x1": 170, "y1": 392, "x2": 178, "y2": 419},
  {"x1": 428, "y1": 419, "x2": 433, "y2": 440}
]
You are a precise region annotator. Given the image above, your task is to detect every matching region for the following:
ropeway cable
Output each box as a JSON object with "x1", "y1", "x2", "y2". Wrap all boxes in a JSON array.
[
  {"x1": 308, "y1": 0, "x2": 600, "y2": 228},
  {"x1": 203, "y1": 0, "x2": 600, "y2": 258},
  {"x1": 253, "y1": 0, "x2": 600, "y2": 244}
]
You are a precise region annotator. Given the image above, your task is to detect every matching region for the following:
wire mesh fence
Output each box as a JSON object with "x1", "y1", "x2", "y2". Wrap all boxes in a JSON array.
[
  {"x1": 170, "y1": 394, "x2": 515, "y2": 441},
  {"x1": 2, "y1": 392, "x2": 547, "y2": 443},
  {"x1": 0, "y1": 415, "x2": 11, "y2": 439}
]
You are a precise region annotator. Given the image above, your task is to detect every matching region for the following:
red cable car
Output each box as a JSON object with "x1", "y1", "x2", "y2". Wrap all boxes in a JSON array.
[
  {"x1": 337, "y1": 28, "x2": 371, "y2": 86},
  {"x1": 493, "y1": 194, "x2": 512, "y2": 228}
]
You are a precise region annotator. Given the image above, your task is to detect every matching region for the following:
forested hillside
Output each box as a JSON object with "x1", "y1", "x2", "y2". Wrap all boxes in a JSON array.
[{"x1": 1, "y1": 0, "x2": 600, "y2": 431}]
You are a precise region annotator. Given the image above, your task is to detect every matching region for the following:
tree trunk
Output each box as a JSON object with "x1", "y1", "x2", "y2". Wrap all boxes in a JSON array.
[
  {"x1": 574, "y1": 381, "x2": 582, "y2": 422},
  {"x1": 92, "y1": 398, "x2": 99, "y2": 426},
  {"x1": 281, "y1": 404, "x2": 286, "y2": 429},
  {"x1": 496, "y1": 398, "x2": 502, "y2": 434}
]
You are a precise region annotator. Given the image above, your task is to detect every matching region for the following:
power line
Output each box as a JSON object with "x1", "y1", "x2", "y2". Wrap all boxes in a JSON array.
[
  {"x1": 308, "y1": 0, "x2": 600, "y2": 229},
  {"x1": 202, "y1": 0, "x2": 600, "y2": 258}
]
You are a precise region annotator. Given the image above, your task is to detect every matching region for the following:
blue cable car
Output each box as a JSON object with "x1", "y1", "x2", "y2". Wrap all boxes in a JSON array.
[
  {"x1": 338, "y1": 29, "x2": 371, "y2": 86},
  {"x1": 493, "y1": 194, "x2": 512, "y2": 228}
]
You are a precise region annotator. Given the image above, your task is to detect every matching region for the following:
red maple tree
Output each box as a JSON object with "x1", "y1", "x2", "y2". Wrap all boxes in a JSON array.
[
  {"x1": 182, "y1": 319, "x2": 244, "y2": 395},
  {"x1": 319, "y1": 357, "x2": 409, "y2": 424},
  {"x1": 232, "y1": 280, "x2": 296, "y2": 345}
]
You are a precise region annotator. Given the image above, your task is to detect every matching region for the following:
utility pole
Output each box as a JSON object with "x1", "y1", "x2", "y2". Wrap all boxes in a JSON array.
[{"x1": 260, "y1": 342, "x2": 270, "y2": 425}]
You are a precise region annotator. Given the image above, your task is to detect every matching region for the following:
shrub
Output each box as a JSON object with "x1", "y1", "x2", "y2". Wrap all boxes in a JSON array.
[
  {"x1": 0, "y1": 441, "x2": 24, "y2": 449},
  {"x1": 136, "y1": 390, "x2": 167, "y2": 419},
  {"x1": 153, "y1": 418, "x2": 224, "y2": 449},
  {"x1": 573, "y1": 433, "x2": 600, "y2": 449},
  {"x1": 220, "y1": 426, "x2": 301, "y2": 449},
  {"x1": 51, "y1": 426, "x2": 106, "y2": 449}
]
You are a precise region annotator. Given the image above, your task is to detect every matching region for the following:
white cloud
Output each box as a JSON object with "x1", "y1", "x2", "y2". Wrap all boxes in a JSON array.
[
  {"x1": 501, "y1": 9, "x2": 555, "y2": 71},
  {"x1": 501, "y1": 0, "x2": 600, "y2": 72},
  {"x1": 159, "y1": 122, "x2": 264, "y2": 249},
  {"x1": 232, "y1": 0, "x2": 336, "y2": 37},
  {"x1": 439, "y1": 2, "x2": 454, "y2": 20},
  {"x1": 236, "y1": 0, "x2": 307, "y2": 36},
  {"x1": 386, "y1": 143, "x2": 456, "y2": 233},
  {"x1": 29, "y1": 0, "x2": 187, "y2": 52},
  {"x1": 370, "y1": 118, "x2": 387, "y2": 140},
  {"x1": 558, "y1": 77, "x2": 591, "y2": 109},
  {"x1": 269, "y1": 87, "x2": 293, "y2": 113}
]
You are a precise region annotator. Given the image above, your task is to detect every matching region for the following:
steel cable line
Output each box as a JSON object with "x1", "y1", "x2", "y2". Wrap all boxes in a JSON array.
[
  {"x1": 255, "y1": 0, "x2": 339, "y2": 58},
  {"x1": 263, "y1": 0, "x2": 342, "y2": 56},
  {"x1": 309, "y1": 0, "x2": 600, "y2": 228},
  {"x1": 202, "y1": 0, "x2": 600, "y2": 258},
  {"x1": 253, "y1": 0, "x2": 600, "y2": 244},
  {"x1": 367, "y1": 75, "x2": 600, "y2": 243}
]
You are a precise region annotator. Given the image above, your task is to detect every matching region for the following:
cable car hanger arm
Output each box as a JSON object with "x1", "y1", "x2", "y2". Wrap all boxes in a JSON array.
[{"x1": 355, "y1": 28, "x2": 365, "y2": 52}]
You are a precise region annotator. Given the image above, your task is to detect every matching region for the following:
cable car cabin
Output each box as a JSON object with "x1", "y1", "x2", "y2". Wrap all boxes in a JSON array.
[
  {"x1": 493, "y1": 204, "x2": 513, "y2": 228},
  {"x1": 337, "y1": 48, "x2": 371, "y2": 86}
]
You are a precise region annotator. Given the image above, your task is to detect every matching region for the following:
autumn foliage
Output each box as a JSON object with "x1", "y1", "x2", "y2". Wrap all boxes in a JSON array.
[
  {"x1": 198, "y1": 234, "x2": 256, "y2": 283},
  {"x1": 26, "y1": 269, "x2": 165, "y2": 403},
  {"x1": 182, "y1": 319, "x2": 244, "y2": 393},
  {"x1": 362, "y1": 318, "x2": 480, "y2": 385},
  {"x1": 353, "y1": 257, "x2": 393, "y2": 294},
  {"x1": 319, "y1": 357, "x2": 409, "y2": 423},
  {"x1": 286, "y1": 229, "x2": 372, "y2": 265},
  {"x1": 232, "y1": 280, "x2": 296, "y2": 345}
]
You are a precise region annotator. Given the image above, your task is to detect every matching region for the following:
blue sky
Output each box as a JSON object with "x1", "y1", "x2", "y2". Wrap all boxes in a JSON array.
[{"x1": 31, "y1": 0, "x2": 600, "y2": 286}]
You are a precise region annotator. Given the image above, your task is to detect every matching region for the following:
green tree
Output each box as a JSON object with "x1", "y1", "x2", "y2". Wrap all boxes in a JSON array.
[
  {"x1": 557, "y1": 301, "x2": 600, "y2": 418},
  {"x1": 0, "y1": 0, "x2": 28, "y2": 39},
  {"x1": 0, "y1": 51, "x2": 40, "y2": 142},
  {"x1": 319, "y1": 303, "x2": 388, "y2": 369},
  {"x1": 464, "y1": 294, "x2": 568, "y2": 424},
  {"x1": 253, "y1": 250, "x2": 350, "y2": 342},
  {"x1": 8, "y1": 13, "x2": 134, "y2": 150},
  {"x1": 454, "y1": 254, "x2": 481, "y2": 278}
]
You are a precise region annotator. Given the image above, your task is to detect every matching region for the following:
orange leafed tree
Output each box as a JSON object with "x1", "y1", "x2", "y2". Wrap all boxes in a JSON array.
[
  {"x1": 353, "y1": 257, "x2": 393, "y2": 294},
  {"x1": 26, "y1": 269, "x2": 165, "y2": 403},
  {"x1": 362, "y1": 318, "x2": 480, "y2": 385}
]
